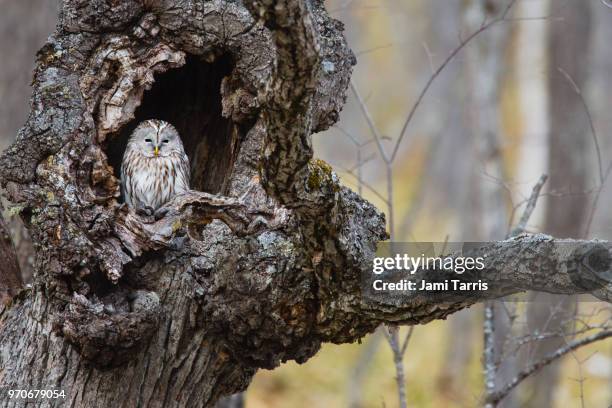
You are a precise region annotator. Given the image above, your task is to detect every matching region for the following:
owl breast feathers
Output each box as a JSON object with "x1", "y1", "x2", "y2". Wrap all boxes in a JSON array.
[{"x1": 121, "y1": 120, "x2": 191, "y2": 210}]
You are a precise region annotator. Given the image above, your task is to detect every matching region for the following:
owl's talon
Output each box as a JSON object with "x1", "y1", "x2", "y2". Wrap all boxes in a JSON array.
[
  {"x1": 136, "y1": 206, "x2": 155, "y2": 217},
  {"x1": 154, "y1": 207, "x2": 169, "y2": 220}
]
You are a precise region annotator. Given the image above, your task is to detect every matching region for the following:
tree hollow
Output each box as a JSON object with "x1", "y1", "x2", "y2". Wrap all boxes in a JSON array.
[{"x1": 106, "y1": 54, "x2": 239, "y2": 196}]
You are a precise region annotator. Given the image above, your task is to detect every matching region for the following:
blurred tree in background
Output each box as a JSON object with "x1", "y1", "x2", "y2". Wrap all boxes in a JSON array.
[
  {"x1": 0, "y1": 0, "x2": 59, "y2": 150},
  {"x1": 0, "y1": 0, "x2": 59, "y2": 282}
]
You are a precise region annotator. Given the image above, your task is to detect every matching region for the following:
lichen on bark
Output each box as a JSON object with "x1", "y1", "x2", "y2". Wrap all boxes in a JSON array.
[{"x1": 0, "y1": 0, "x2": 383, "y2": 406}]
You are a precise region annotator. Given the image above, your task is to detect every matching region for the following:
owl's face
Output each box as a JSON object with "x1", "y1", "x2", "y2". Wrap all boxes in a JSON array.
[{"x1": 127, "y1": 120, "x2": 185, "y2": 159}]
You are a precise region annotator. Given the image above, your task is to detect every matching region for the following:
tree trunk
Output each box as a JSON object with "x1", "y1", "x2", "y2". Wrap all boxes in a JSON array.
[
  {"x1": 0, "y1": 0, "x2": 60, "y2": 284},
  {"x1": 0, "y1": 212, "x2": 21, "y2": 305},
  {"x1": 524, "y1": 1, "x2": 592, "y2": 406},
  {"x1": 462, "y1": 2, "x2": 515, "y2": 406},
  {"x1": 0, "y1": 1, "x2": 609, "y2": 407}
]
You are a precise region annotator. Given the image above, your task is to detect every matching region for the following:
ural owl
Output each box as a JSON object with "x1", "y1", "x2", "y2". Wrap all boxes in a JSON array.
[{"x1": 121, "y1": 120, "x2": 190, "y2": 211}]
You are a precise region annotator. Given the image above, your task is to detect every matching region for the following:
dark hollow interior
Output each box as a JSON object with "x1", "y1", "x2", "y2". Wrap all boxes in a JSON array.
[{"x1": 106, "y1": 54, "x2": 241, "y2": 197}]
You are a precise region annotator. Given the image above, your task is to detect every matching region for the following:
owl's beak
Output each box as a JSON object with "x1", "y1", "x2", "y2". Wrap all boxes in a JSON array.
[{"x1": 154, "y1": 146, "x2": 159, "y2": 157}]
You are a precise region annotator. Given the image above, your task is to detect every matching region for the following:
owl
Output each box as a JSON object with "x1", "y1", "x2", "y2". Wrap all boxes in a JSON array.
[{"x1": 121, "y1": 120, "x2": 190, "y2": 212}]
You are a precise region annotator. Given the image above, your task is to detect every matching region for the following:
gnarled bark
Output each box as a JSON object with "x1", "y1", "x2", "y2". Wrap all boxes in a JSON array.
[
  {"x1": 0, "y1": 1, "x2": 610, "y2": 407},
  {"x1": 0, "y1": 212, "x2": 22, "y2": 305}
]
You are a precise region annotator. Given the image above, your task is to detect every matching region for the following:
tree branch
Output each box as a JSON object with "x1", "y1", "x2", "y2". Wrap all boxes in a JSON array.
[
  {"x1": 317, "y1": 234, "x2": 612, "y2": 342},
  {"x1": 485, "y1": 329, "x2": 612, "y2": 405},
  {"x1": 510, "y1": 174, "x2": 548, "y2": 236}
]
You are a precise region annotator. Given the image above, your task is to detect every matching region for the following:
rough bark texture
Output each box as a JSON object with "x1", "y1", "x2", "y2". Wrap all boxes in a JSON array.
[
  {"x1": 0, "y1": 212, "x2": 22, "y2": 305},
  {"x1": 0, "y1": 1, "x2": 381, "y2": 406},
  {"x1": 0, "y1": 1, "x2": 609, "y2": 407},
  {"x1": 0, "y1": 0, "x2": 60, "y2": 285}
]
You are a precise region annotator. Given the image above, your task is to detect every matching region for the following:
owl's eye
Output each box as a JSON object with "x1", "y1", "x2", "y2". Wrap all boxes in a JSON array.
[
  {"x1": 144, "y1": 138, "x2": 152, "y2": 143},
  {"x1": 162, "y1": 139, "x2": 169, "y2": 144}
]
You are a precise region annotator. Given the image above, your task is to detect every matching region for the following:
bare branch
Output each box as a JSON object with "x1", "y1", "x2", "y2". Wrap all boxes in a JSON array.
[
  {"x1": 318, "y1": 234, "x2": 612, "y2": 346},
  {"x1": 355, "y1": 43, "x2": 394, "y2": 57},
  {"x1": 384, "y1": 326, "x2": 408, "y2": 408},
  {"x1": 557, "y1": 67, "x2": 603, "y2": 184},
  {"x1": 391, "y1": 0, "x2": 519, "y2": 162},
  {"x1": 485, "y1": 330, "x2": 612, "y2": 405},
  {"x1": 509, "y1": 174, "x2": 548, "y2": 237},
  {"x1": 336, "y1": 166, "x2": 389, "y2": 205},
  {"x1": 349, "y1": 81, "x2": 391, "y2": 163},
  {"x1": 556, "y1": 65, "x2": 612, "y2": 238},
  {"x1": 400, "y1": 327, "x2": 415, "y2": 356}
]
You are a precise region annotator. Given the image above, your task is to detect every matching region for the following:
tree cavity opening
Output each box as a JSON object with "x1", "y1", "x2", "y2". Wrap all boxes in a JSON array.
[{"x1": 107, "y1": 54, "x2": 240, "y2": 196}]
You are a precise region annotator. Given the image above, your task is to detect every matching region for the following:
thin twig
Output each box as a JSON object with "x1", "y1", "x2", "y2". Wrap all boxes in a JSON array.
[
  {"x1": 400, "y1": 327, "x2": 414, "y2": 356},
  {"x1": 504, "y1": 16, "x2": 562, "y2": 22},
  {"x1": 338, "y1": 166, "x2": 390, "y2": 205},
  {"x1": 347, "y1": 154, "x2": 376, "y2": 172},
  {"x1": 485, "y1": 330, "x2": 612, "y2": 405},
  {"x1": 334, "y1": 126, "x2": 391, "y2": 147},
  {"x1": 584, "y1": 161, "x2": 612, "y2": 238},
  {"x1": 556, "y1": 66, "x2": 612, "y2": 237},
  {"x1": 509, "y1": 174, "x2": 548, "y2": 237},
  {"x1": 384, "y1": 326, "x2": 408, "y2": 408},
  {"x1": 557, "y1": 67, "x2": 603, "y2": 183},
  {"x1": 566, "y1": 345, "x2": 594, "y2": 408},
  {"x1": 440, "y1": 234, "x2": 450, "y2": 256},
  {"x1": 421, "y1": 41, "x2": 435, "y2": 74},
  {"x1": 498, "y1": 322, "x2": 611, "y2": 363},
  {"x1": 350, "y1": 81, "x2": 391, "y2": 163},
  {"x1": 333, "y1": 125, "x2": 363, "y2": 146},
  {"x1": 391, "y1": 0, "x2": 519, "y2": 162},
  {"x1": 484, "y1": 175, "x2": 548, "y2": 407},
  {"x1": 356, "y1": 44, "x2": 394, "y2": 57},
  {"x1": 483, "y1": 303, "x2": 496, "y2": 408}
]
